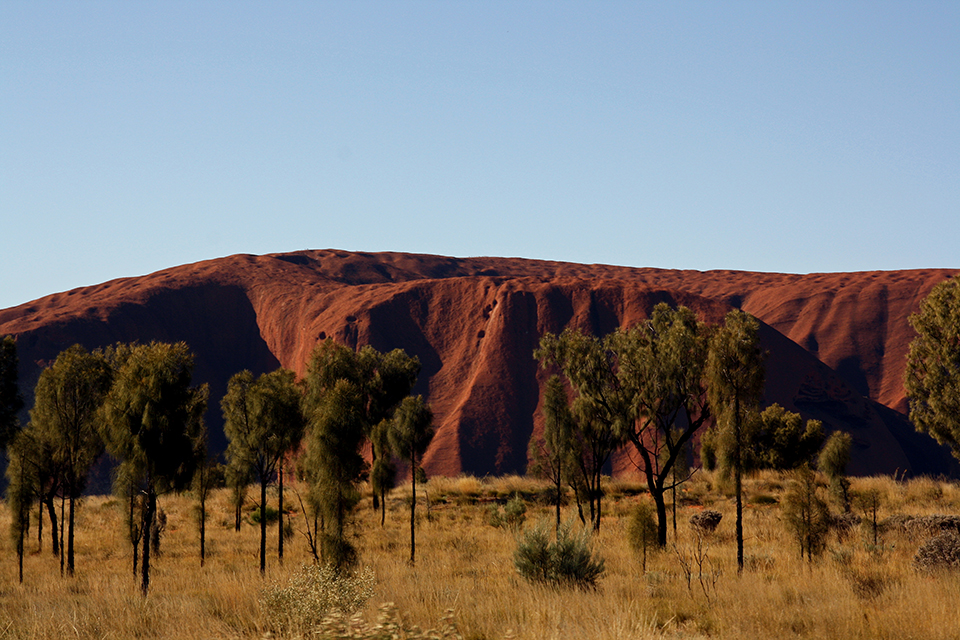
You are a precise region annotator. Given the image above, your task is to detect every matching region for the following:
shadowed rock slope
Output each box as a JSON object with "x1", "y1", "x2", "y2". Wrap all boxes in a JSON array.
[{"x1": 1, "y1": 250, "x2": 956, "y2": 477}]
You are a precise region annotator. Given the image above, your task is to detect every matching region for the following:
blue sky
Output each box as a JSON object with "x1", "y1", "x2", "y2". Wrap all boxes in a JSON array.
[{"x1": 2, "y1": 1, "x2": 958, "y2": 310}]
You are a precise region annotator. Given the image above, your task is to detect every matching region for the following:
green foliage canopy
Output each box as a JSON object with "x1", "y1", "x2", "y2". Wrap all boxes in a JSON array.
[{"x1": 905, "y1": 275, "x2": 960, "y2": 460}]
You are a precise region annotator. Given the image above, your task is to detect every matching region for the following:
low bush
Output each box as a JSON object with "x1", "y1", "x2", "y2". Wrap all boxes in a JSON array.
[
  {"x1": 513, "y1": 520, "x2": 605, "y2": 590},
  {"x1": 626, "y1": 500, "x2": 658, "y2": 572},
  {"x1": 914, "y1": 532, "x2": 960, "y2": 573},
  {"x1": 250, "y1": 505, "x2": 280, "y2": 525},
  {"x1": 260, "y1": 563, "x2": 375, "y2": 634},
  {"x1": 690, "y1": 509, "x2": 723, "y2": 533},
  {"x1": 487, "y1": 494, "x2": 527, "y2": 529}
]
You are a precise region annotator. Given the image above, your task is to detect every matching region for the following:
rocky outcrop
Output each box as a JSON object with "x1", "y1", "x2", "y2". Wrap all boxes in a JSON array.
[{"x1": 1, "y1": 250, "x2": 956, "y2": 477}]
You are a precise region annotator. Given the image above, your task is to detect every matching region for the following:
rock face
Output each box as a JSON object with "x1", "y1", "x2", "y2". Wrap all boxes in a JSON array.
[{"x1": 1, "y1": 250, "x2": 956, "y2": 477}]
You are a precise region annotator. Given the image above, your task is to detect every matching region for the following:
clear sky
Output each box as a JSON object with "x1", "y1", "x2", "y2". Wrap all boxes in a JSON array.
[{"x1": 2, "y1": 1, "x2": 958, "y2": 310}]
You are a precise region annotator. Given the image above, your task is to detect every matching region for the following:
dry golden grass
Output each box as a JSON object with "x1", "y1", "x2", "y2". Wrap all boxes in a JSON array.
[{"x1": 2, "y1": 471, "x2": 960, "y2": 639}]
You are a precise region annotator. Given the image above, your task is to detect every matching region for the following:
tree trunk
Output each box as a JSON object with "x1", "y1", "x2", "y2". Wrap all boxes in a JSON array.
[
  {"x1": 259, "y1": 477, "x2": 267, "y2": 575},
  {"x1": 129, "y1": 488, "x2": 139, "y2": 577},
  {"x1": 141, "y1": 488, "x2": 156, "y2": 597},
  {"x1": 199, "y1": 475, "x2": 206, "y2": 568},
  {"x1": 277, "y1": 462, "x2": 284, "y2": 564},
  {"x1": 67, "y1": 495, "x2": 76, "y2": 577},
  {"x1": 595, "y1": 481, "x2": 602, "y2": 532},
  {"x1": 380, "y1": 486, "x2": 386, "y2": 527},
  {"x1": 554, "y1": 472, "x2": 562, "y2": 539},
  {"x1": 653, "y1": 488, "x2": 669, "y2": 547},
  {"x1": 410, "y1": 456, "x2": 417, "y2": 565},
  {"x1": 671, "y1": 482, "x2": 677, "y2": 536},
  {"x1": 17, "y1": 524, "x2": 24, "y2": 584},
  {"x1": 45, "y1": 496, "x2": 59, "y2": 557},
  {"x1": 59, "y1": 492, "x2": 65, "y2": 577},
  {"x1": 735, "y1": 394, "x2": 744, "y2": 574}
]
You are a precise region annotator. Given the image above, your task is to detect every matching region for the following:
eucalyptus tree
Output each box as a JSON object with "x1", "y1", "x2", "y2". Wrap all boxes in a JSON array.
[
  {"x1": 537, "y1": 304, "x2": 714, "y2": 544},
  {"x1": 192, "y1": 441, "x2": 222, "y2": 568},
  {"x1": 300, "y1": 339, "x2": 421, "y2": 568},
  {"x1": 905, "y1": 274, "x2": 960, "y2": 460},
  {"x1": 369, "y1": 418, "x2": 396, "y2": 527},
  {"x1": 6, "y1": 437, "x2": 31, "y2": 582},
  {"x1": 8, "y1": 415, "x2": 63, "y2": 557},
  {"x1": 535, "y1": 330, "x2": 629, "y2": 532},
  {"x1": 222, "y1": 368, "x2": 305, "y2": 574},
  {"x1": 301, "y1": 375, "x2": 366, "y2": 570},
  {"x1": 528, "y1": 375, "x2": 575, "y2": 536},
  {"x1": 706, "y1": 309, "x2": 766, "y2": 573},
  {"x1": 388, "y1": 395, "x2": 434, "y2": 564},
  {"x1": 100, "y1": 341, "x2": 207, "y2": 596},
  {"x1": 27, "y1": 344, "x2": 113, "y2": 576},
  {"x1": 615, "y1": 303, "x2": 713, "y2": 547},
  {"x1": 818, "y1": 430, "x2": 853, "y2": 511},
  {"x1": 356, "y1": 345, "x2": 420, "y2": 514}
]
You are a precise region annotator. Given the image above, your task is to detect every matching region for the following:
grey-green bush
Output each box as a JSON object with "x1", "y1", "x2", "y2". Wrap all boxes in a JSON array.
[
  {"x1": 627, "y1": 500, "x2": 658, "y2": 572},
  {"x1": 782, "y1": 465, "x2": 830, "y2": 561},
  {"x1": 514, "y1": 520, "x2": 604, "y2": 590},
  {"x1": 488, "y1": 494, "x2": 527, "y2": 530}
]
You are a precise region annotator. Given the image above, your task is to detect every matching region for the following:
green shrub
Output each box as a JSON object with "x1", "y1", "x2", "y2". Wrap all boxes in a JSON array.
[
  {"x1": 782, "y1": 465, "x2": 830, "y2": 561},
  {"x1": 626, "y1": 500, "x2": 658, "y2": 572},
  {"x1": 250, "y1": 505, "x2": 280, "y2": 525},
  {"x1": 514, "y1": 520, "x2": 605, "y2": 590},
  {"x1": 487, "y1": 494, "x2": 527, "y2": 529},
  {"x1": 503, "y1": 494, "x2": 527, "y2": 527},
  {"x1": 486, "y1": 503, "x2": 503, "y2": 528},
  {"x1": 260, "y1": 563, "x2": 375, "y2": 634}
]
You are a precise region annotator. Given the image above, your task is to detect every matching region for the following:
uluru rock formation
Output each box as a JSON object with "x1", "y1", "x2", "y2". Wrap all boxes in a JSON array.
[{"x1": 1, "y1": 250, "x2": 957, "y2": 478}]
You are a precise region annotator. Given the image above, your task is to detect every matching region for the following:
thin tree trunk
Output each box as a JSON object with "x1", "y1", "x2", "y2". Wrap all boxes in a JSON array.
[
  {"x1": 410, "y1": 455, "x2": 417, "y2": 565},
  {"x1": 68, "y1": 494, "x2": 76, "y2": 577},
  {"x1": 593, "y1": 468, "x2": 603, "y2": 532},
  {"x1": 380, "y1": 486, "x2": 386, "y2": 527},
  {"x1": 259, "y1": 477, "x2": 267, "y2": 575},
  {"x1": 199, "y1": 480, "x2": 206, "y2": 568},
  {"x1": 278, "y1": 461, "x2": 284, "y2": 564},
  {"x1": 45, "y1": 496, "x2": 59, "y2": 557},
  {"x1": 554, "y1": 472, "x2": 562, "y2": 539},
  {"x1": 129, "y1": 488, "x2": 139, "y2": 577},
  {"x1": 17, "y1": 465, "x2": 26, "y2": 584},
  {"x1": 595, "y1": 479, "x2": 602, "y2": 532},
  {"x1": 17, "y1": 524, "x2": 24, "y2": 584},
  {"x1": 735, "y1": 394, "x2": 744, "y2": 574},
  {"x1": 671, "y1": 482, "x2": 677, "y2": 537},
  {"x1": 59, "y1": 492, "x2": 65, "y2": 577},
  {"x1": 37, "y1": 498, "x2": 43, "y2": 552},
  {"x1": 654, "y1": 488, "x2": 669, "y2": 547},
  {"x1": 141, "y1": 487, "x2": 156, "y2": 597}
]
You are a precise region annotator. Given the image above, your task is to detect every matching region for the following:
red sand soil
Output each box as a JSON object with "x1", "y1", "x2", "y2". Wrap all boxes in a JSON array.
[{"x1": 1, "y1": 250, "x2": 956, "y2": 477}]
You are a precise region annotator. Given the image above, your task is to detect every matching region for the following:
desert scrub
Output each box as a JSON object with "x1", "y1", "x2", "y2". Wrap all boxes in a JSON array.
[
  {"x1": 487, "y1": 494, "x2": 527, "y2": 529},
  {"x1": 260, "y1": 563, "x2": 375, "y2": 635},
  {"x1": 513, "y1": 520, "x2": 605, "y2": 590},
  {"x1": 913, "y1": 532, "x2": 960, "y2": 572},
  {"x1": 690, "y1": 509, "x2": 723, "y2": 533}
]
